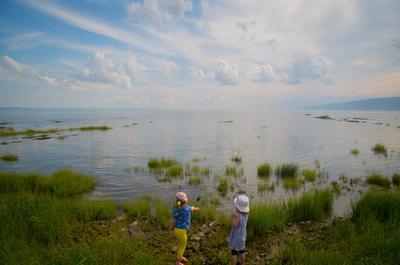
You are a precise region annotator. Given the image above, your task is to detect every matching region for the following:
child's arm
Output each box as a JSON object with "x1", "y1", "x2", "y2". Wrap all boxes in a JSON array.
[
  {"x1": 168, "y1": 217, "x2": 176, "y2": 237},
  {"x1": 191, "y1": 206, "x2": 200, "y2": 211}
]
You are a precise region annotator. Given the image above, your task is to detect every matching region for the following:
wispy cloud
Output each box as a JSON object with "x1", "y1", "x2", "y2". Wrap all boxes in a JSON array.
[{"x1": 20, "y1": 0, "x2": 170, "y2": 56}]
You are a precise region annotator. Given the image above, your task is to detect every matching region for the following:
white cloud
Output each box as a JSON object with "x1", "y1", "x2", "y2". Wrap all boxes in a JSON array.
[
  {"x1": 213, "y1": 60, "x2": 239, "y2": 86},
  {"x1": 248, "y1": 64, "x2": 278, "y2": 83},
  {"x1": 21, "y1": 0, "x2": 170, "y2": 56},
  {"x1": 127, "y1": 0, "x2": 192, "y2": 25},
  {"x1": 286, "y1": 55, "x2": 333, "y2": 85},
  {"x1": 154, "y1": 59, "x2": 178, "y2": 78},
  {"x1": 2, "y1": 56, "x2": 23, "y2": 72}
]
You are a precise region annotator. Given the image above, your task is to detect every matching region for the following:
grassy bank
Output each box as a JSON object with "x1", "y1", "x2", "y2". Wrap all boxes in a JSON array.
[{"x1": 1, "y1": 170, "x2": 399, "y2": 264}]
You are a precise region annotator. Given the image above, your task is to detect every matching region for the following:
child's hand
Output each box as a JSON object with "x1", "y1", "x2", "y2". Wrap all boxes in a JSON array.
[{"x1": 192, "y1": 206, "x2": 200, "y2": 211}]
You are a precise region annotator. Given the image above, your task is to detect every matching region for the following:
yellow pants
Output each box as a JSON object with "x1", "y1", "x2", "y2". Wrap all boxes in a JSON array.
[{"x1": 173, "y1": 228, "x2": 187, "y2": 259}]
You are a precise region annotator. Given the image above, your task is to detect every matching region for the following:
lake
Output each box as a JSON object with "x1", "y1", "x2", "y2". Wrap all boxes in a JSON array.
[{"x1": 0, "y1": 108, "x2": 399, "y2": 216}]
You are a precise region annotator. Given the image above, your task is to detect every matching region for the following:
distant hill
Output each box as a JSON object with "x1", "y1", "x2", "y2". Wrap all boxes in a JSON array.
[{"x1": 304, "y1": 97, "x2": 400, "y2": 111}]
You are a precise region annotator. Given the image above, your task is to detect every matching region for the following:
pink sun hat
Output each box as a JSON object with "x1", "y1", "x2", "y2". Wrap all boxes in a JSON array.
[{"x1": 176, "y1": 191, "x2": 188, "y2": 203}]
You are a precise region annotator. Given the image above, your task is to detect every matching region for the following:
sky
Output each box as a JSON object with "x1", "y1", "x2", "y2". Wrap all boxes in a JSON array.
[{"x1": 0, "y1": 0, "x2": 399, "y2": 109}]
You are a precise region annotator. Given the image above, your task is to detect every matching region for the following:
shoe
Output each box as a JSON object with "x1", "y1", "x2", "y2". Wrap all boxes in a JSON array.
[
  {"x1": 175, "y1": 261, "x2": 184, "y2": 265},
  {"x1": 179, "y1": 257, "x2": 188, "y2": 263}
]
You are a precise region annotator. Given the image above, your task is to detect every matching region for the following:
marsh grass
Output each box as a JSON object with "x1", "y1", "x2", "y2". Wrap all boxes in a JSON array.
[
  {"x1": 0, "y1": 125, "x2": 111, "y2": 138},
  {"x1": 352, "y1": 190, "x2": 400, "y2": 224},
  {"x1": 257, "y1": 181, "x2": 275, "y2": 192},
  {"x1": 257, "y1": 163, "x2": 271, "y2": 178},
  {"x1": 231, "y1": 155, "x2": 242, "y2": 163},
  {"x1": 372, "y1": 143, "x2": 388, "y2": 157},
  {"x1": 247, "y1": 204, "x2": 286, "y2": 238},
  {"x1": 57, "y1": 135, "x2": 67, "y2": 140},
  {"x1": 275, "y1": 163, "x2": 299, "y2": 178},
  {"x1": 192, "y1": 204, "x2": 216, "y2": 224},
  {"x1": 350, "y1": 148, "x2": 359, "y2": 156},
  {"x1": 217, "y1": 178, "x2": 228, "y2": 196},
  {"x1": 124, "y1": 196, "x2": 152, "y2": 220},
  {"x1": 0, "y1": 153, "x2": 18, "y2": 161},
  {"x1": 366, "y1": 173, "x2": 391, "y2": 188},
  {"x1": 302, "y1": 168, "x2": 317, "y2": 182},
  {"x1": 165, "y1": 165, "x2": 183, "y2": 179},
  {"x1": 0, "y1": 169, "x2": 96, "y2": 197},
  {"x1": 188, "y1": 176, "x2": 202, "y2": 185},
  {"x1": 225, "y1": 166, "x2": 237, "y2": 176},
  {"x1": 392, "y1": 173, "x2": 400, "y2": 186},
  {"x1": 286, "y1": 189, "x2": 333, "y2": 222},
  {"x1": 148, "y1": 158, "x2": 178, "y2": 171},
  {"x1": 283, "y1": 178, "x2": 303, "y2": 190}
]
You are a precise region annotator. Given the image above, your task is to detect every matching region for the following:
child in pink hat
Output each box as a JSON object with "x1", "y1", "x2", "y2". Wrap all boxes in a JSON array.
[{"x1": 169, "y1": 192, "x2": 200, "y2": 265}]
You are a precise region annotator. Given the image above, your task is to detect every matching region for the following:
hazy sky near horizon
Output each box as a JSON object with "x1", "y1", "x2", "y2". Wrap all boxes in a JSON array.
[{"x1": 0, "y1": 0, "x2": 399, "y2": 109}]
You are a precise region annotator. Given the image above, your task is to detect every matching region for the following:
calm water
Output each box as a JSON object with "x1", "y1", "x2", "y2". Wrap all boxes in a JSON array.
[{"x1": 1, "y1": 108, "x2": 399, "y2": 216}]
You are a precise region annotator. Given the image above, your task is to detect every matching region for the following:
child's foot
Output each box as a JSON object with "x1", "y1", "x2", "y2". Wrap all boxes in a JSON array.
[
  {"x1": 179, "y1": 257, "x2": 188, "y2": 263},
  {"x1": 175, "y1": 261, "x2": 184, "y2": 265}
]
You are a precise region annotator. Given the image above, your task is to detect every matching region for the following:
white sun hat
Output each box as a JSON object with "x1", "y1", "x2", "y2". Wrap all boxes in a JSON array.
[{"x1": 234, "y1": 194, "x2": 249, "y2": 213}]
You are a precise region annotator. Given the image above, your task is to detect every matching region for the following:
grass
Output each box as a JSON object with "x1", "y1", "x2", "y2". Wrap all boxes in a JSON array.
[
  {"x1": 366, "y1": 173, "x2": 391, "y2": 188},
  {"x1": 275, "y1": 163, "x2": 299, "y2": 178},
  {"x1": 283, "y1": 178, "x2": 303, "y2": 190},
  {"x1": 147, "y1": 158, "x2": 178, "y2": 170},
  {"x1": 350, "y1": 148, "x2": 359, "y2": 156},
  {"x1": 247, "y1": 204, "x2": 286, "y2": 238},
  {"x1": 372, "y1": 143, "x2": 388, "y2": 157},
  {"x1": 231, "y1": 155, "x2": 242, "y2": 163},
  {"x1": 257, "y1": 163, "x2": 271, "y2": 178},
  {"x1": 225, "y1": 166, "x2": 237, "y2": 176},
  {"x1": 1, "y1": 153, "x2": 18, "y2": 161},
  {"x1": 124, "y1": 196, "x2": 152, "y2": 220},
  {"x1": 0, "y1": 169, "x2": 97, "y2": 197},
  {"x1": 392, "y1": 173, "x2": 400, "y2": 186},
  {"x1": 257, "y1": 181, "x2": 275, "y2": 192},
  {"x1": 302, "y1": 168, "x2": 317, "y2": 182},
  {"x1": 217, "y1": 178, "x2": 228, "y2": 196},
  {"x1": 57, "y1": 135, "x2": 67, "y2": 140},
  {"x1": 352, "y1": 190, "x2": 400, "y2": 224},
  {"x1": 286, "y1": 189, "x2": 333, "y2": 222},
  {"x1": 188, "y1": 176, "x2": 202, "y2": 185},
  {"x1": 0, "y1": 125, "x2": 111, "y2": 138}
]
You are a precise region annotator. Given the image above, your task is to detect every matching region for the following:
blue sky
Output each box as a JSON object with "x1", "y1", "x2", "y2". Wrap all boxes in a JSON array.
[{"x1": 0, "y1": 0, "x2": 399, "y2": 109}]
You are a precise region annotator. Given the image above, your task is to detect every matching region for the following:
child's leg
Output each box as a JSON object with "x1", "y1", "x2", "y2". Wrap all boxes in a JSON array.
[
  {"x1": 231, "y1": 249, "x2": 238, "y2": 265},
  {"x1": 231, "y1": 255, "x2": 237, "y2": 265},
  {"x1": 239, "y1": 252, "x2": 245, "y2": 265},
  {"x1": 173, "y1": 228, "x2": 187, "y2": 259}
]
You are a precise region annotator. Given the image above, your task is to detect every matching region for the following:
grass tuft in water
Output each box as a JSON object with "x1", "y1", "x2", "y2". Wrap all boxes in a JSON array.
[
  {"x1": 257, "y1": 163, "x2": 271, "y2": 178},
  {"x1": 286, "y1": 189, "x2": 333, "y2": 222},
  {"x1": 275, "y1": 163, "x2": 299, "y2": 178},
  {"x1": 302, "y1": 168, "x2": 317, "y2": 182},
  {"x1": 257, "y1": 181, "x2": 275, "y2": 192},
  {"x1": 1, "y1": 153, "x2": 18, "y2": 161},
  {"x1": 217, "y1": 178, "x2": 228, "y2": 196},
  {"x1": 372, "y1": 143, "x2": 388, "y2": 157},
  {"x1": 283, "y1": 178, "x2": 303, "y2": 190},
  {"x1": 366, "y1": 173, "x2": 391, "y2": 188},
  {"x1": 188, "y1": 176, "x2": 202, "y2": 185},
  {"x1": 231, "y1": 155, "x2": 242, "y2": 163},
  {"x1": 350, "y1": 148, "x2": 359, "y2": 156}
]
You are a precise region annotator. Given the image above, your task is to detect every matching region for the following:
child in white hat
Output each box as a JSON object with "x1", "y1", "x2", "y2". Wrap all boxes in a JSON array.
[
  {"x1": 229, "y1": 194, "x2": 249, "y2": 265},
  {"x1": 168, "y1": 191, "x2": 200, "y2": 265}
]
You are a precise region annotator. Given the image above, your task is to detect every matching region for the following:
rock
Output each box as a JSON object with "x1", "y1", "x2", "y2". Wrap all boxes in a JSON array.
[
  {"x1": 300, "y1": 221, "x2": 305, "y2": 225},
  {"x1": 306, "y1": 220, "x2": 312, "y2": 224},
  {"x1": 115, "y1": 215, "x2": 125, "y2": 222},
  {"x1": 171, "y1": 246, "x2": 177, "y2": 253},
  {"x1": 256, "y1": 255, "x2": 260, "y2": 261},
  {"x1": 107, "y1": 231, "x2": 113, "y2": 237}
]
